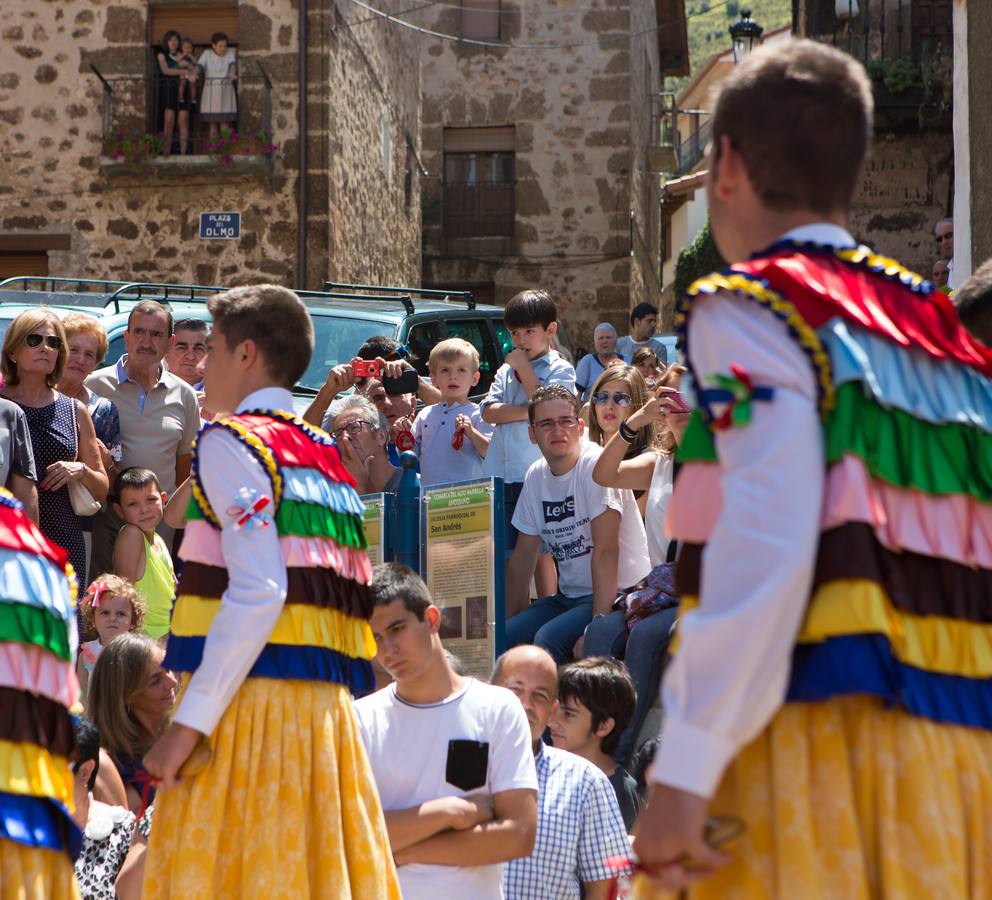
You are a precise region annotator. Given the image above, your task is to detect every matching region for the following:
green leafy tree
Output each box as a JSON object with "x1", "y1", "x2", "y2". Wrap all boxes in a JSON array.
[{"x1": 674, "y1": 219, "x2": 726, "y2": 297}]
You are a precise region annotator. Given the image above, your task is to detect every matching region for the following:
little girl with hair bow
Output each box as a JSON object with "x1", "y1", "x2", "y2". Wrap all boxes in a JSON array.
[{"x1": 76, "y1": 574, "x2": 146, "y2": 696}]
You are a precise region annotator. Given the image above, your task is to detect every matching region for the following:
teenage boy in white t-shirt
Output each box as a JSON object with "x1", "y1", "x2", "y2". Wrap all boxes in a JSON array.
[
  {"x1": 504, "y1": 385, "x2": 651, "y2": 663},
  {"x1": 355, "y1": 563, "x2": 538, "y2": 900}
]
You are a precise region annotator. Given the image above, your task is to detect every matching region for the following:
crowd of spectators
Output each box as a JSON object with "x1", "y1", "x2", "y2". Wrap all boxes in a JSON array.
[{"x1": 0, "y1": 285, "x2": 706, "y2": 897}]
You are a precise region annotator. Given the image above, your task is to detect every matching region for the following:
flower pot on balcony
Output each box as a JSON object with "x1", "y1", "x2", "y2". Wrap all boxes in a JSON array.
[{"x1": 647, "y1": 144, "x2": 678, "y2": 174}]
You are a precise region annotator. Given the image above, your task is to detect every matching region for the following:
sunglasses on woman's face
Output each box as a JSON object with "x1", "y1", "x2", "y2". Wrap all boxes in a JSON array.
[
  {"x1": 592, "y1": 391, "x2": 631, "y2": 407},
  {"x1": 25, "y1": 333, "x2": 62, "y2": 350}
]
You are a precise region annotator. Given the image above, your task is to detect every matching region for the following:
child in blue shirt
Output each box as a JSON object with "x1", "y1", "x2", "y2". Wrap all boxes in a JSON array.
[
  {"x1": 412, "y1": 338, "x2": 492, "y2": 486},
  {"x1": 481, "y1": 290, "x2": 576, "y2": 584}
]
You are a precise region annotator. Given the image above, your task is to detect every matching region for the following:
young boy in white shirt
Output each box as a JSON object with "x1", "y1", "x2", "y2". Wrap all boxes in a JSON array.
[
  {"x1": 412, "y1": 338, "x2": 492, "y2": 487},
  {"x1": 356, "y1": 563, "x2": 538, "y2": 900}
]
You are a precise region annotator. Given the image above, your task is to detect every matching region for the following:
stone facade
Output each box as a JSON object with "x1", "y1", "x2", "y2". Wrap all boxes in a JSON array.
[
  {"x1": 418, "y1": 0, "x2": 688, "y2": 354},
  {"x1": 0, "y1": 0, "x2": 421, "y2": 290}
]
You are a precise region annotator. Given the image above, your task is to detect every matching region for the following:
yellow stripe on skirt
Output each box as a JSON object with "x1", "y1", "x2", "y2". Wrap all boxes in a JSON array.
[
  {"x1": 0, "y1": 841, "x2": 79, "y2": 900},
  {"x1": 143, "y1": 678, "x2": 401, "y2": 899},
  {"x1": 634, "y1": 695, "x2": 992, "y2": 899}
]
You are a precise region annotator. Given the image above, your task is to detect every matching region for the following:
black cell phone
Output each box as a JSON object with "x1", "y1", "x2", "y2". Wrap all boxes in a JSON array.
[{"x1": 383, "y1": 367, "x2": 420, "y2": 395}]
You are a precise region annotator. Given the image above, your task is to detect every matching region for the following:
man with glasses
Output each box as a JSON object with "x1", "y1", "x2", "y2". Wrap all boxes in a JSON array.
[
  {"x1": 327, "y1": 394, "x2": 413, "y2": 495},
  {"x1": 934, "y1": 216, "x2": 954, "y2": 289},
  {"x1": 87, "y1": 300, "x2": 200, "y2": 573},
  {"x1": 504, "y1": 385, "x2": 650, "y2": 663}
]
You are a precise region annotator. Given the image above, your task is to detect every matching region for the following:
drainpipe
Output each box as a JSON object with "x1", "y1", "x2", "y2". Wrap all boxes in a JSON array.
[{"x1": 298, "y1": 0, "x2": 309, "y2": 287}]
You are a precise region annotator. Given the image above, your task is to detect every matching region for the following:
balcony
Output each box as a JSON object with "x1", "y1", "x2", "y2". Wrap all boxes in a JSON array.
[
  {"x1": 805, "y1": 0, "x2": 952, "y2": 126},
  {"x1": 92, "y1": 64, "x2": 276, "y2": 177}
]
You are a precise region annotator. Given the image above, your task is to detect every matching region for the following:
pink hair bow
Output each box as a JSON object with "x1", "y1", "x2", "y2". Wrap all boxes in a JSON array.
[{"x1": 85, "y1": 580, "x2": 109, "y2": 609}]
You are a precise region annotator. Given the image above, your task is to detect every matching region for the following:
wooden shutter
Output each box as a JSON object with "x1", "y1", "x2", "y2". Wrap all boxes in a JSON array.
[
  {"x1": 444, "y1": 127, "x2": 515, "y2": 153},
  {"x1": 149, "y1": 6, "x2": 239, "y2": 46},
  {"x1": 0, "y1": 252, "x2": 48, "y2": 278}
]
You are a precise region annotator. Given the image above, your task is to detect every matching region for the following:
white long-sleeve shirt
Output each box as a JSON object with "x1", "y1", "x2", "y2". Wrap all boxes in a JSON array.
[
  {"x1": 172, "y1": 386, "x2": 292, "y2": 736},
  {"x1": 649, "y1": 224, "x2": 855, "y2": 798}
]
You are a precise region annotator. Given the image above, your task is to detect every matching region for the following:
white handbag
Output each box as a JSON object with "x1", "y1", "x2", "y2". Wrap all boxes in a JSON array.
[{"x1": 68, "y1": 398, "x2": 101, "y2": 517}]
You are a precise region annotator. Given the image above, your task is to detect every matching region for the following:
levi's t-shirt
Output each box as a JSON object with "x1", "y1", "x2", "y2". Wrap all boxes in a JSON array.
[{"x1": 512, "y1": 442, "x2": 651, "y2": 598}]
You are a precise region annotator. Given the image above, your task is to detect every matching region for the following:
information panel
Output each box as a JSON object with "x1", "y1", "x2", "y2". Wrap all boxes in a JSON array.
[
  {"x1": 421, "y1": 479, "x2": 503, "y2": 680},
  {"x1": 361, "y1": 493, "x2": 388, "y2": 568}
]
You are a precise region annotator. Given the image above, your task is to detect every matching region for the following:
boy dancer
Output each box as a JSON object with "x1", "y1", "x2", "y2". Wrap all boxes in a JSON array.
[
  {"x1": 0, "y1": 487, "x2": 81, "y2": 898},
  {"x1": 633, "y1": 40, "x2": 992, "y2": 896},
  {"x1": 142, "y1": 285, "x2": 399, "y2": 898}
]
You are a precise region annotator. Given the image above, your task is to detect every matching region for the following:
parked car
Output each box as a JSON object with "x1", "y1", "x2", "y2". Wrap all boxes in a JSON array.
[{"x1": 0, "y1": 278, "x2": 575, "y2": 412}]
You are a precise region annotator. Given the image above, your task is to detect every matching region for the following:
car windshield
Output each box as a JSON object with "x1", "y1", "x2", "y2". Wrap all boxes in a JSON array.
[{"x1": 296, "y1": 315, "x2": 396, "y2": 392}]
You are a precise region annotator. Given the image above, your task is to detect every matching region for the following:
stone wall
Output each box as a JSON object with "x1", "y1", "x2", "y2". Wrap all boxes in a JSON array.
[
  {"x1": 419, "y1": 0, "x2": 667, "y2": 355},
  {"x1": 850, "y1": 129, "x2": 953, "y2": 278},
  {"x1": 0, "y1": 0, "x2": 421, "y2": 290}
]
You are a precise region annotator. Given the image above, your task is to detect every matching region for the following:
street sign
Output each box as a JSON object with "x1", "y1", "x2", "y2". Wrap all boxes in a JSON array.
[{"x1": 199, "y1": 211, "x2": 241, "y2": 239}]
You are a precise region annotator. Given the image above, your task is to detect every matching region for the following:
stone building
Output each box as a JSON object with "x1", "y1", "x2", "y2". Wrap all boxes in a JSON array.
[
  {"x1": 0, "y1": 0, "x2": 422, "y2": 289},
  {"x1": 416, "y1": 0, "x2": 689, "y2": 352}
]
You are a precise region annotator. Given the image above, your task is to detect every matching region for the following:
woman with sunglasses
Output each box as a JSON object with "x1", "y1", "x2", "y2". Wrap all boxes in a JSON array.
[
  {"x1": 583, "y1": 364, "x2": 691, "y2": 765},
  {"x1": 586, "y1": 365, "x2": 655, "y2": 516},
  {"x1": 1, "y1": 309, "x2": 108, "y2": 594}
]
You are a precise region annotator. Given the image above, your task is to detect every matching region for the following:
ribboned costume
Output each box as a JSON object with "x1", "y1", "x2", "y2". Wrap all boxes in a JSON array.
[
  {"x1": 143, "y1": 387, "x2": 400, "y2": 899},
  {"x1": 0, "y1": 487, "x2": 82, "y2": 899},
  {"x1": 636, "y1": 225, "x2": 992, "y2": 898}
]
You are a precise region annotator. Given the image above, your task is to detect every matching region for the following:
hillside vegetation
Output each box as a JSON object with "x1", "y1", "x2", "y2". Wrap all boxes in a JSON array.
[{"x1": 673, "y1": 0, "x2": 793, "y2": 90}]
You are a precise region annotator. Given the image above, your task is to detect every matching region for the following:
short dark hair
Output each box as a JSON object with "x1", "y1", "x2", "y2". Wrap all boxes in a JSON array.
[
  {"x1": 173, "y1": 318, "x2": 209, "y2": 336},
  {"x1": 73, "y1": 717, "x2": 101, "y2": 793},
  {"x1": 504, "y1": 289, "x2": 557, "y2": 330},
  {"x1": 114, "y1": 467, "x2": 161, "y2": 500},
  {"x1": 528, "y1": 384, "x2": 581, "y2": 424},
  {"x1": 357, "y1": 335, "x2": 401, "y2": 361},
  {"x1": 127, "y1": 300, "x2": 173, "y2": 336},
  {"x1": 208, "y1": 285, "x2": 313, "y2": 387},
  {"x1": 712, "y1": 39, "x2": 873, "y2": 215},
  {"x1": 630, "y1": 302, "x2": 658, "y2": 325},
  {"x1": 370, "y1": 563, "x2": 432, "y2": 621},
  {"x1": 558, "y1": 657, "x2": 636, "y2": 756},
  {"x1": 955, "y1": 258, "x2": 992, "y2": 346},
  {"x1": 211, "y1": 31, "x2": 229, "y2": 45}
]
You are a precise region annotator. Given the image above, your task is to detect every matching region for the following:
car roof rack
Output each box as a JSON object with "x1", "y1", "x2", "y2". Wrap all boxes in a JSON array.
[
  {"x1": 0, "y1": 276, "x2": 134, "y2": 309},
  {"x1": 309, "y1": 289, "x2": 415, "y2": 316},
  {"x1": 325, "y1": 282, "x2": 475, "y2": 310},
  {"x1": 104, "y1": 282, "x2": 226, "y2": 313}
]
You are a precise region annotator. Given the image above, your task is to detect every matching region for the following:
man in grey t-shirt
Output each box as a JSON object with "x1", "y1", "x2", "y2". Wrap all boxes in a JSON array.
[{"x1": 0, "y1": 397, "x2": 38, "y2": 522}]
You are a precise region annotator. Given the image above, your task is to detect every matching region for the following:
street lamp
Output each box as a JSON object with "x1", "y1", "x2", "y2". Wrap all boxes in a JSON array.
[{"x1": 729, "y1": 9, "x2": 763, "y2": 64}]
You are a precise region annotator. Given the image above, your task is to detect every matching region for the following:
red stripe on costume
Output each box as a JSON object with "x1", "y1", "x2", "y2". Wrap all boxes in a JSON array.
[
  {"x1": 229, "y1": 414, "x2": 355, "y2": 487},
  {"x1": 0, "y1": 507, "x2": 68, "y2": 569},
  {"x1": 734, "y1": 250, "x2": 992, "y2": 377}
]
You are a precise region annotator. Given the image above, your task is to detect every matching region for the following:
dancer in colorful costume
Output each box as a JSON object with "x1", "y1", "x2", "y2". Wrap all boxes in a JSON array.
[
  {"x1": 632, "y1": 40, "x2": 992, "y2": 897},
  {"x1": 0, "y1": 486, "x2": 81, "y2": 899},
  {"x1": 142, "y1": 285, "x2": 399, "y2": 898}
]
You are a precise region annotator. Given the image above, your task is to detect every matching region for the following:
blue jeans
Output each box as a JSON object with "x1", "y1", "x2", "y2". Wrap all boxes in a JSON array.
[
  {"x1": 584, "y1": 607, "x2": 678, "y2": 765},
  {"x1": 505, "y1": 593, "x2": 594, "y2": 664}
]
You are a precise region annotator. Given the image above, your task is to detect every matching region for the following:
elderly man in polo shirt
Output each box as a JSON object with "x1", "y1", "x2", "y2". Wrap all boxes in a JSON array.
[{"x1": 87, "y1": 300, "x2": 200, "y2": 573}]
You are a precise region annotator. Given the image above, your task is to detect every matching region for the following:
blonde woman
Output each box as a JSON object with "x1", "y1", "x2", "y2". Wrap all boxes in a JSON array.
[
  {"x1": 1, "y1": 309, "x2": 107, "y2": 592},
  {"x1": 87, "y1": 633, "x2": 177, "y2": 815},
  {"x1": 584, "y1": 365, "x2": 690, "y2": 764},
  {"x1": 58, "y1": 312, "x2": 122, "y2": 484},
  {"x1": 586, "y1": 364, "x2": 655, "y2": 516}
]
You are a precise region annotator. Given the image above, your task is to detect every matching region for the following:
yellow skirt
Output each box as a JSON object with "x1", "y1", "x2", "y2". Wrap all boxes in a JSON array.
[
  {"x1": 143, "y1": 678, "x2": 400, "y2": 899},
  {"x1": 634, "y1": 696, "x2": 992, "y2": 899},
  {"x1": 0, "y1": 841, "x2": 78, "y2": 900}
]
